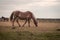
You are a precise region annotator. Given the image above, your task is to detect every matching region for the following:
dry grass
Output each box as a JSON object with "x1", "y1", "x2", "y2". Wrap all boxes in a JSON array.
[
  {"x1": 0, "y1": 20, "x2": 60, "y2": 33},
  {"x1": 0, "y1": 20, "x2": 60, "y2": 40}
]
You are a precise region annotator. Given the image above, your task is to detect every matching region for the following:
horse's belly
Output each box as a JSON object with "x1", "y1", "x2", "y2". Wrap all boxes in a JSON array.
[{"x1": 19, "y1": 17, "x2": 27, "y2": 20}]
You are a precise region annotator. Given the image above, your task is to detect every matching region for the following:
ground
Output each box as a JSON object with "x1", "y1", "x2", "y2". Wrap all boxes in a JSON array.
[{"x1": 0, "y1": 20, "x2": 60, "y2": 40}]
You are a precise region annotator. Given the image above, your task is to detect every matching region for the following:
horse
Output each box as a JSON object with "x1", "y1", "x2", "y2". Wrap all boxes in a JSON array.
[
  {"x1": 1, "y1": 16, "x2": 9, "y2": 21},
  {"x1": 10, "y1": 10, "x2": 38, "y2": 27}
]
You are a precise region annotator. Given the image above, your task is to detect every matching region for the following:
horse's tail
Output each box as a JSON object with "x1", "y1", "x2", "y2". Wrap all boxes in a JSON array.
[
  {"x1": 32, "y1": 14, "x2": 38, "y2": 27},
  {"x1": 10, "y1": 13, "x2": 14, "y2": 21}
]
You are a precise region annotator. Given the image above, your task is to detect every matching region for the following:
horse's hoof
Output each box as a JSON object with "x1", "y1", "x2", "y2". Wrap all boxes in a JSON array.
[
  {"x1": 29, "y1": 26, "x2": 30, "y2": 27},
  {"x1": 19, "y1": 25, "x2": 21, "y2": 27},
  {"x1": 12, "y1": 27, "x2": 15, "y2": 29},
  {"x1": 35, "y1": 26, "x2": 38, "y2": 27},
  {"x1": 19, "y1": 26, "x2": 21, "y2": 27},
  {"x1": 22, "y1": 26, "x2": 24, "y2": 27},
  {"x1": 36, "y1": 26, "x2": 38, "y2": 27}
]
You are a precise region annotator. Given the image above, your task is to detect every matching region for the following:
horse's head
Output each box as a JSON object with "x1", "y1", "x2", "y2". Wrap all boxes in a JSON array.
[{"x1": 2, "y1": 16, "x2": 5, "y2": 19}]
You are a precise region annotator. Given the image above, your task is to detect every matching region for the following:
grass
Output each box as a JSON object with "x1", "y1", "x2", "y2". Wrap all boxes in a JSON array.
[
  {"x1": 0, "y1": 21, "x2": 60, "y2": 40},
  {"x1": 0, "y1": 31, "x2": 60, "y2": 40}
]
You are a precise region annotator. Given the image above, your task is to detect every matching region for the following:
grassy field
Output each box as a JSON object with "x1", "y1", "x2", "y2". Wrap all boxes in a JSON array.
[
  {"x1": 0, "y1": 31, "x2": 60, "y2": 40},
  {"x1": 0, "y1": 20, "x2": 60, "y2": 40}
]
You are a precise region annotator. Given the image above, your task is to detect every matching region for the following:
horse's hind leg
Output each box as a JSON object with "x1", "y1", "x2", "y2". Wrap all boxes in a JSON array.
[
  {"x1": 12, "y1": 17, "x2": 16, "y2": 26},
  {"x1": 12, "y1": 19, "x2": 15, "y2": 27},
  {"x1": 12, "y1": 17, "x2": 16, "y2": 29},
  {"x1": 16, "y1": 19, "x2": 21, "y2": 27}
]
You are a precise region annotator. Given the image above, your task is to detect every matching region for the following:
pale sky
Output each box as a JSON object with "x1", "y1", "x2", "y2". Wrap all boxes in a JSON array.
[{"x1": 0, "y1": 0, "x2": 60, "y2": 19}]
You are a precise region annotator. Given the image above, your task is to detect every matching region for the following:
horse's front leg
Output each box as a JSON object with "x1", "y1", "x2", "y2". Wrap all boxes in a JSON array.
[
  {"x1": 28, "y1": 19, "x2": 30, "y2": 27},
  {"x1": 22, "y1": 20, "x2": 27, "y2": 27},
  {"x1": 16, "y1": 19, "x2": 21, "y2": 27}
]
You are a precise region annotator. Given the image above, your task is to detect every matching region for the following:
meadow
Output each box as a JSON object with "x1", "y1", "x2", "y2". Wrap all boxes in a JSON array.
[{"x1": 0, "y1": 19, "x2": 60, "y2": 40}]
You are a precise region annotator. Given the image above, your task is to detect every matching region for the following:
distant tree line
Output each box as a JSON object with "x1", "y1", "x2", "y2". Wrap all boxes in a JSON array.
[
  {"x1": 37, "y1": 18, "x2": 60, "y2": 23},
  {"x1": 0, "y1": 17, "x2": 60, "y2": 23}
]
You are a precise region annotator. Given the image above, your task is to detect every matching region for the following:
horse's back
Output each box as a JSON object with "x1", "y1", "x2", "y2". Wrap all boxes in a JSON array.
[{"x1": 12, "y1": 10, "x2": 33, "y2": 18}]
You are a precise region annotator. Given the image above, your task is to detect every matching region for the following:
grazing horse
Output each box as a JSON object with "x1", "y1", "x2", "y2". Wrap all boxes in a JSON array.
[{"x1": 10, "y1": 10, "x2": 38, "y2": 27}]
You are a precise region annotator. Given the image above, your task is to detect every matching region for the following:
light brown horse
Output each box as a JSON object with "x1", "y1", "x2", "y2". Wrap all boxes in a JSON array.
[{"x1": 10, "y1": 10, "x2": 38, "y2": 27}]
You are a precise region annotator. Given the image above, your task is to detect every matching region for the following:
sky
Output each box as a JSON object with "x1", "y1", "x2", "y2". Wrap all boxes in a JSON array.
[{"x1": 0, "y1": 0, "x2": 60, "y2": 19}]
